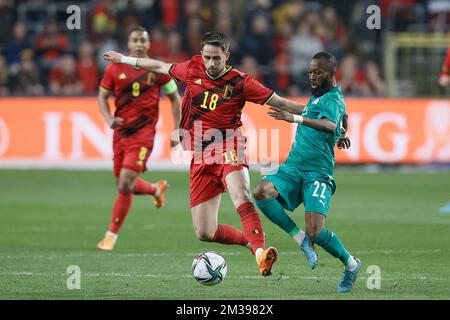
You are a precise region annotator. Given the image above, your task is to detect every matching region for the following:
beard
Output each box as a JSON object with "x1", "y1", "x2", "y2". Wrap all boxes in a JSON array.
[{"x1": 310, "y1": 79, "x2": 333, "y2": 97}]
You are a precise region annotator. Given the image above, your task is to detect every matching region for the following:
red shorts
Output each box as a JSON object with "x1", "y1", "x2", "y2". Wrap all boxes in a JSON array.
[
  {"x1": 113, "y1": 127, "x2": 155, "y2": 178},
  {"x1": 190, "y1": 149, "x2": 248, "y2": 208}
]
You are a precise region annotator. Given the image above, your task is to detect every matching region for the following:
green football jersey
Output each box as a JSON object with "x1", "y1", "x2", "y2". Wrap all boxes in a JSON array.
[{"x1": 285, "y1": 86, "x2": 346, "y2": 176}]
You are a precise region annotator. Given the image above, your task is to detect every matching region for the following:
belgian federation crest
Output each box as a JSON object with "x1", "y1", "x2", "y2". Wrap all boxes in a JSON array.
[{"x1": 223, "y1": 84, "x2": 233, "y2": 99}]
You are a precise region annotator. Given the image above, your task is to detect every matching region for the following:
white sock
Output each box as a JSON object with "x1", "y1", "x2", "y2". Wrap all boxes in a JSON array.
[
  {"x1": 154, "y1": 185, "x2": 161, "y2": 197},
  {"x1": 245, "y1": 242, "x2": 252, "y2": 250},
  {"x1": 106, "y1": 231, "x2": 118, "y2": 241},
  {"x1": 292, "y1": 229, "x2": 306, "y2": 245},
  {"x1": 255, "y1": 248, "x2": 264, "y2": 257},
  {"x1": 345, "y1": 256, "x2": 357, "y2": 271}
]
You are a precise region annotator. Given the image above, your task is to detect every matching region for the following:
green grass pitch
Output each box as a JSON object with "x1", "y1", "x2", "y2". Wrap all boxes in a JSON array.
[{"x1": 0, "y1": 169, "x2": 449, "y2": 299}]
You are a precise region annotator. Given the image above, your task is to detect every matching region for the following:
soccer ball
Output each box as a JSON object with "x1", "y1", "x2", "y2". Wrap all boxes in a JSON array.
[{"x1": 192, "y1": 251, "x2": 227, "y2": 286}]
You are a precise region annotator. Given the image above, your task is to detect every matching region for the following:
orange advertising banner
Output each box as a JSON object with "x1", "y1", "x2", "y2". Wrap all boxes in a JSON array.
[{"x1": 0, "y1": 97, "x2": 449, "y2": 168}]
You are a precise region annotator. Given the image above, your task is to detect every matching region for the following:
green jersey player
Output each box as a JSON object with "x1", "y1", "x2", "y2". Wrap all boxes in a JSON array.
[{"x1": 253, "y1": 52, "x2": 361, "y2": 293}]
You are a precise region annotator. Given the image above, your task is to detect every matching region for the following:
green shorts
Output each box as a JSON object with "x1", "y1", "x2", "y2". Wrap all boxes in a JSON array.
[{"x1": 262, "y1": 165, "x2": 336, "y2": 216}]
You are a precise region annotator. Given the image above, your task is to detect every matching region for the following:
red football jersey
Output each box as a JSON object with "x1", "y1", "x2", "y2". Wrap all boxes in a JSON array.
[
  {"x1": 169, "y1": 55, "x2": 274, "y2": 149},
  {"x1": 100, "y1": 63, "x2": 173, "y2": 136}
]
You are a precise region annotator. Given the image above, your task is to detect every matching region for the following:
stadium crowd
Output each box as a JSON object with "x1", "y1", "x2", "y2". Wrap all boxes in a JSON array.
[{"x1": 0, "y1": 0, "x2": 446, "y2": 97}]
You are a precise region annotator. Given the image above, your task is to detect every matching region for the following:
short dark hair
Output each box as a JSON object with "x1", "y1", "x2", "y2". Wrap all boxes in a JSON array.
[
  {"x1": 201, "y1": 32, "x2": 230, "y2": 52},
  {"x1": 128, "y1": 26, "x2": 148, "y2": 37},
  {"x1": 312, "y1": 51, "x2": 337, "y2": 72}
]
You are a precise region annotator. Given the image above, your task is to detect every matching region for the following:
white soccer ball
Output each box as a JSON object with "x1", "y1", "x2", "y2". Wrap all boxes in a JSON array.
[{"x1": 192, "y1": 251, "x2": 227, "y2": 286}]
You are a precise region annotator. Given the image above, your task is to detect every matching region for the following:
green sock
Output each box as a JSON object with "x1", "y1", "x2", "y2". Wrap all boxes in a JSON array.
[
  {"x1": 255, "y1": 198, "x2": 298, "y2": 235},
  {"x1": 311, "y1": 229, "x2": 350, "y2": 265}
]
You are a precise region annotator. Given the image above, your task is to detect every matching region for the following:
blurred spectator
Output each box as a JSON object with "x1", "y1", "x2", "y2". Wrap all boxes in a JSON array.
[
  {"x1": 239, "y1": 55, "x2": 264, "y2": 84},
  {"x1": 239, "y1": 13, "x2": 274, "y2": 66},
  {"x1": 0, "y1": 54, "x2": 10, "y2": 95},
  {"x1": 381, "y1": 0, "x2": 418, "y2": 31},
  {"x1": 160, "y1": 0, "x2": 180, "y2": 28},
  {"x1": 96, "y1": 38, "x2": 119, "y2": 72},
  {"x1": 272, "y1": 51, "x2": 291, "y2": 93},
  {"x1": 336, "y1": 53, "x2": 370, "y2": 96},
  {"x1": 164, "y1": 30, "x2": 190, "y2": 63},
  {"x1": 87, "y1": 0, "x2": 117, "y2": 43},
  {"x1": 365, "y1": 60, "x2": 386, "y2": 96},
  {"x1": 148, "y1": 26, "x2": 169, "y2": 59},
  {"x1": 272, "y1": 1, "x2": 306, "y2": 33},
  {"x1": 48, "y1": 54, "x2": 82, "y2": 96},
  {"x1": 116, "y1": 1, "x2": 141, "y2": 46},
  {"x1": 272, "y1": 20, "x2": 294, "y2": 54},
  {"x1": 0, "y1": 0, "x2": 15, "y2": 49},
  {"x1": 76, "y1": 41, "x2": 99, "y2": 94},
  {"x1": 428, "y1": 0, "x2": 450, "y2": 32},
  {"x1": 185, "y1": 16, "x2": 203, "y2": 56},
  {"x1": 5, "y1": 22, "x2": 32, "y2": 74},
  {"x1": 289, "y1": 21, "x2": 324, "y2": 89},
  {"x1": 34, "y1": 20, "x2": 69, "y2": 68},
  {"x1": 12, "y1": 56, "x2": 44, "y2": 96},
  {"x1": 322, "y1": 6, "x2": 347, "y2": 53}
]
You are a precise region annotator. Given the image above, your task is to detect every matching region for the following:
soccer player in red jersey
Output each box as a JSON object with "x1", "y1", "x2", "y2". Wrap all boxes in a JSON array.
[
  {"x1": 97, "y1": 26, "x2": 181, "y2": 251},
  {"x1": 103, "y1": 32, "x2": 304, "y2": 276}
]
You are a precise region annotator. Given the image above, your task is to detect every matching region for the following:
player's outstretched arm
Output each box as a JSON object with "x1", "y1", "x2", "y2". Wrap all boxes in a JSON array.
[
  {"x1": 266, "y1": 93, "x2": 305, "y2": 115},
  {"x1": 102, "y1": 51, "x2": 172, "y2": 74},
  {"x1": 268, "y1": 107, "x2": 337, "y2": 133}
]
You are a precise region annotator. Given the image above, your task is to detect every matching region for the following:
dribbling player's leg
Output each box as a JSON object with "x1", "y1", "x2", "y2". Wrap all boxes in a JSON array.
[
  {"x1": 253, "y1": 181, "x2": 317, "y2": 269},
  {"x1": 306, "y1": 212, "x2": 361, "y2": 292},
  {"x1": 225, "y1": 168, "x2": 278, "y2": 276},
  {"x1": 191, "y1": 194, "x2": 248, "y2": 247}
]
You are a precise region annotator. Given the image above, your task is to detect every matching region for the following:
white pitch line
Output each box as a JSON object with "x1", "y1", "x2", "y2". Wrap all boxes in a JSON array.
[
  {"x1": 0, "y1": 248, "x2": 443, "y2": 260},
  {"x1": 0, "y1": 272, "x2": 449, "y2": 282}
]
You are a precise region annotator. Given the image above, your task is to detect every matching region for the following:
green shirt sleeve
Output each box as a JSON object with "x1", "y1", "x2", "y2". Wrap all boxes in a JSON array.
[
  {"x1": 162, "y1": 79, "x2": 178, "y2": 95},
  {"x1": 318, "y1": 99, "x2": 338, "y2": 123}
]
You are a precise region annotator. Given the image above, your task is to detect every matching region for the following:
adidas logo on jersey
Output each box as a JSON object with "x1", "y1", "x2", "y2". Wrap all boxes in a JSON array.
[
  {"x1": 194, "y1": 79, "x2": 202, "y2": 85},
  {"x1": 118, "y1": 73, "x2": 127, "y2": 80}
]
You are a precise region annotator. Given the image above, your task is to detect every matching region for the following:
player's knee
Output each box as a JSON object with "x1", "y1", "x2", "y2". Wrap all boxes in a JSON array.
[
  {"x1": 117, "y1": 177, "x2": 134, "y2": 192},
  {"x1": 252, "y1": 183, "x2": 273, "y2": 200}
]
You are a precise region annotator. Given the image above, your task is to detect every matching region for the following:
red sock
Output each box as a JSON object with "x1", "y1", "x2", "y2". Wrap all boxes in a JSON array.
[
  {"x1": 212, "y1": 224, "x2": 249, "y2": 247},
  {"x1": 133, "y1": 177, "x2": 157, "y2": 195},
  {"x1": 237, "y1": 202, "x2": 265, "y2": 254},
  {"x1": 108, "y1": 189, "x2": 133, "y2": 234}
]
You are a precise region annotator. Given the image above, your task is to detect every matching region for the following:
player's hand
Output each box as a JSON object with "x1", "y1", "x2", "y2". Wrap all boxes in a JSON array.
[
  {"x1": 438, "y1": 74, "x2": 450, "y2": 87},
  {"x1": 267, "y1": 108, "x2": 294, "y2": 123},
  {"x1": 108, "y1": 117, "x2": 124, "y2": 129},
  {"x1": 103, "y1": 51, "x2": 124, "y2": 64},
  {"x1": 337, "y1": 137, "x2": 351, "y2": 149},
  {"x1": 337, "y1": 128, "x2": 351, "y2": 149}
]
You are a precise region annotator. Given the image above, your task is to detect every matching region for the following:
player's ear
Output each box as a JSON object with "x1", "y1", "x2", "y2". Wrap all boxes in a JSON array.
[{"x1": 225, "y1": 51, "x2": 230, "y2": 61}]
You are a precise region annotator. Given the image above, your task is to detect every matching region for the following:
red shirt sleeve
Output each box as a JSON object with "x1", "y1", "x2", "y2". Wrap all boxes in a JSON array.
[
  {"x1": 168, "y1": 59, "x2": 191, "y2": 82},
  {"x1": 159, "y1": 74, "x2": 174, "y2": 85},
  {"x1": 100, "y1": 64, "x2": 114, "y2": 91},
  {"x1": 242, "y1": 75, "x2": 274, "y2": 105},
  {"x1": 441, "y1": 47, "x2": 450, "y2": 76}
]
